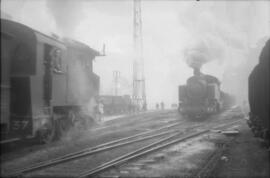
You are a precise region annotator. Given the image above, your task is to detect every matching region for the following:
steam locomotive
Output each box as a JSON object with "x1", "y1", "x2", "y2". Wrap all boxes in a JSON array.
[
  {"x1": 178, "y1": 69, "x2": 235, "y2": 118},
  {"x1": 247, "y1": 39, "x2": 269, "y2": 145},
  {"x1": 1, "y1": 19, "x2": 102, "y2": 143}
]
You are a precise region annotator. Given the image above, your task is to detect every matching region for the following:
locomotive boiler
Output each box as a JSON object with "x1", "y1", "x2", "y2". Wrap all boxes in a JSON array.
[
  {"x1": 1, "y1": 19, "x2": 102, "y2": 143},
  {"x1": 178, "y1": 69, "x2": 226, "y2": 118}
]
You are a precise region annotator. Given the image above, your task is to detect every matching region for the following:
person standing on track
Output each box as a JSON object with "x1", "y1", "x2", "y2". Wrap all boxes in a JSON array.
[
  {"x1": 95, "y1": 99, "x2": 104, "y2": 123},
  {"x1": 161, "y1": 102, "x2": 164, "y2": 110},
  {"x1": 156, "y1": 103, "x2": 159, "y2": 110}
]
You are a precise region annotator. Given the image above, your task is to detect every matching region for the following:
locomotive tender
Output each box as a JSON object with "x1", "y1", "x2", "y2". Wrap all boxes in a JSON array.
[
  {"x1": 178, "y1": 69, "x2": 232, "y2": 118},
  {"x1": 1, "y1": 19, "x2": 101, "y2": 143}
]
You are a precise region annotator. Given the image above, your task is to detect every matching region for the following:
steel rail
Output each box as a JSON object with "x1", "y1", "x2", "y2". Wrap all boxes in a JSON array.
[
  {"x1": 78, "y1": 119, "x2": 243, "y2": 178},
  {"x1": 9, "y1": 122, "x2": 184, "y2": 177},
  {"x1": 55, "y1": 121, "x2": 182, "y2": 161},
  {"x1": 194, "y1": 138, "x2": 233, "y2": 178},
  {"x1": 94, "y1": 110, "x2": 174, "y2": 131},
  {"x1": 88, "y1": 121, "x2": 183, "y2": 151},
  {"x1": 16, "y1": 121, "x2": 182, "y2": 168},
  {"x1": 34, "y1": 121, "x2": 183, "y2": 162}
]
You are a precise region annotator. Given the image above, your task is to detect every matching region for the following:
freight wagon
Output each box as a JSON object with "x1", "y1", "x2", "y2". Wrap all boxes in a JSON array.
[{"x1": 99, "y1": 95, "x2": 134, "y2": 115}]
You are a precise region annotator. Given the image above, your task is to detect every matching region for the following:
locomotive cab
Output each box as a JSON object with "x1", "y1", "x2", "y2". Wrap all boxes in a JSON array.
[
  {"x1": 1, "y1": 19, "x2": 67, "y2": 142},
  {"x1": 1, "y1": 20, "x2": 37, "y2": 141},
  {"x1": 1, "y1": 19, "x2": 102, "y2": 143}
]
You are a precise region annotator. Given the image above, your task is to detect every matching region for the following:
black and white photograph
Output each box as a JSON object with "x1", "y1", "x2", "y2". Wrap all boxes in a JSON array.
[{"x1": 1, "y1": 0, "x2": 269, "y2": 177}]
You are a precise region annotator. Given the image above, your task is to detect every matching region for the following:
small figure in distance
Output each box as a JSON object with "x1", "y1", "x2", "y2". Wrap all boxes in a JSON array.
[
  {"x1": 143, "y1": 102, "x2": 147, "y2": 111},
  {"x1": 95, "y1": 99, "x2": 104, "y2": 123},
  {"x1": 128, "y1": 102, "x2": 133, "y2": 114},
  {"x1": 156, "y1": 103, "x2": 159, "y2": 110},
  {"x1": 98, "y1": 101, "x2": 104, "y2": 122},
  {"x1": 161, "y1": 101, "x2": 164, "y2": 110}
]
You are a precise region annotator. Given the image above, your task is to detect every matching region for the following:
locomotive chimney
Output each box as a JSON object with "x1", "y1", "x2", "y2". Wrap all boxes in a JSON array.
[{"x1": 193, "y1": 67, "x2": 201, "y2": 76}]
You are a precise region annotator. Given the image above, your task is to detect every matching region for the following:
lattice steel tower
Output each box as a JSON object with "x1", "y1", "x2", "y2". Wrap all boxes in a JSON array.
[{"x1": 133, "y1": 0, "x2": 146, "y2": 111}]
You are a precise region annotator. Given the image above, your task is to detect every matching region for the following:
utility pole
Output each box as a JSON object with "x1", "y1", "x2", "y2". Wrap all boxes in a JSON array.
[
  {"x1": 133, "y1": 0, "x2": 147, "y2": 111},
  {"x1": 113, "y1": 71, "x2": 120, "y2": 96}
]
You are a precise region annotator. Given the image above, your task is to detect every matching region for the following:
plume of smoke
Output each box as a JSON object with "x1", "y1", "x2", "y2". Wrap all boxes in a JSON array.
[
  {"x1": 180, "y1": 4, "x2": 252, "y2": 72},
  {"x1": 1, "y1": 0, "x2": 61, "y2": 36},
  {"x1": 184, "y1": 41, "x2": 208, "y2": 69},
  {"x1": 184, "y1": 36, "x2": 225, "y2": 70},
  {"x1": 46, "y1": 0, "x2": 85, "y2": 36},
  {"x1": 181, "y1": 2, "x2": 270, "y2": 106},
  {"x1": 65, "y1": 44, "x2": 97, "y2": 121}
]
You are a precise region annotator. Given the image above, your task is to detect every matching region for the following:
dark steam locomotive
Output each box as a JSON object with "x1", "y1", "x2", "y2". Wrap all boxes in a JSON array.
[
  {"x1": 247, "y1": 39, "x2": 269, "y2": 145},
  {"x1": 178, "y1": 69, "x2": 235, "y2": 118},
  {"x1": 1, "y1": 19, "x2": 102, "y2": 143}
]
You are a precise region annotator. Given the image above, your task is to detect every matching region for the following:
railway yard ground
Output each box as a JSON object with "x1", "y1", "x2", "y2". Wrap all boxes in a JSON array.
[{"x1": 1, "y1": 108, "x2": 269, "y2": 178}]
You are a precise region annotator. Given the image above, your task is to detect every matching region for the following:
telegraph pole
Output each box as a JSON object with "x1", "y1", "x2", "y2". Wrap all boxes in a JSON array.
[
  {"x1": 133, "y1": 0, "x2": 147, "y2": 111},
  {"x1": 113, "y1": 71, "x2": 120, "y2": 96}
]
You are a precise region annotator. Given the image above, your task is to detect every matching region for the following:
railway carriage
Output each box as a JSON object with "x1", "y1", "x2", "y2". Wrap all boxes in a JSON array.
[
  {"x1": 1, "y1": 19, "x2": 101, "y2": 143},
  {"x1": 248, "y1": 39, "x2": 269, "y2": 143}
]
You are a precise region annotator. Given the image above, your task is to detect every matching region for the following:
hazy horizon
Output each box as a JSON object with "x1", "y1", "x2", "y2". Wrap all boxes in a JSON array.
[{"x1": 1, "y1": 0, "x2": 270, "y2": 109}]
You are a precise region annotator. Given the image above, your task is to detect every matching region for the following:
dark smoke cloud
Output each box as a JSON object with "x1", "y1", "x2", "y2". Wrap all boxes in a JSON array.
[
  {"x1": 180, "y1": 2, "x2": 270, "y2": 106},
  {"x1": 46, "y1": 0, "x2": 85, "y2": 36},
  {"x1": 180, "y1": 4, "x2": 247, "y2": 71},
  {"x1": 184, "y1": 41, "x2": 208, "y2": 69},
  {"x1": 184, "y1": 37, "x2": 225, "y2": 70}
]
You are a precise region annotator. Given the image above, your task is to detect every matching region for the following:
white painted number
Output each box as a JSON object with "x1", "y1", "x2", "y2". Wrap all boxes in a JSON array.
[{"x1": 12, "y1": 120, "x2": 29, "y2": 130}]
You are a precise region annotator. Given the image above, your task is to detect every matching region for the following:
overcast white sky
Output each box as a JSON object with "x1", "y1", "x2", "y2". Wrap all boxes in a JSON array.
[{"x1": 1, "y1": 0, "x2": 270, "y2": 108}]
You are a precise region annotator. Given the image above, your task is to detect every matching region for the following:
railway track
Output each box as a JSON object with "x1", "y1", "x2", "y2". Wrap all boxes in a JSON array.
[
  {"x1": 79, "y1": 119, "x2": 243, "y2": 178},
  {"x1": 193, "y1": 137, "x2": 234, "y2": 178},
  {"x1": 3, "y1": 117, "x2": 242, "y2": 178},
  {"x1": 5, "y1": 120, "x2": 187, "y2": 177},
  {"x1": 1, "y1": 111, "x2": 178, "y2": 161},
  {"x1": 91, "y1": 110, "x2": 177, "y2": 132}
]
